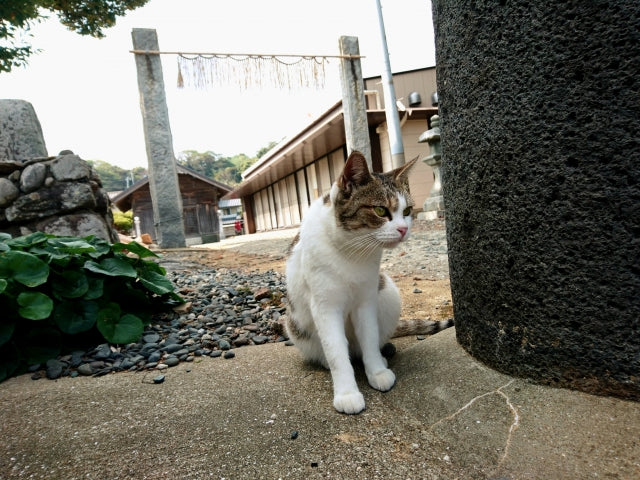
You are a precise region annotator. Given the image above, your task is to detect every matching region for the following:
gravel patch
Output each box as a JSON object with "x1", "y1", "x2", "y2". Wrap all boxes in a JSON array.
[{"x1": 31, "y1": 267, "x2": 289, "y2": 380}]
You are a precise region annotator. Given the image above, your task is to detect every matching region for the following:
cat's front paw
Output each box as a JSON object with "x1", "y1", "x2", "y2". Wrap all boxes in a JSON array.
[
  {"x1": 333, "y1": 391, "x2": 366, "y2": 414},
  {"x1": 367, "y1": 368, "x2": 396, "y2": 392}
]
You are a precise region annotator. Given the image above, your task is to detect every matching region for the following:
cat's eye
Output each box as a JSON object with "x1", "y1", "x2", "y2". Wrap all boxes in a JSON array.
[
  {"x1": 403, "y1": 206, "x2": 413, "y2": 216},
  {"x1": 373, "y1": 206, "x2": 389, "y2": 217}
]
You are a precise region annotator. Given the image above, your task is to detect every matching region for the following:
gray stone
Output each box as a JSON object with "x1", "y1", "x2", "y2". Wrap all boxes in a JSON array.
[
  {"x1": 215, "y1": 325, "x2": 228, "y2": 335},
  {"x1": 0, "y1": 100, "x2": 47, "y2": 162},
  {"x1": 78, "y1": 364, "x2": 94, "y2": 376},
  {"x1": 45, "y1": 359, "x2": 65, "y2": 380},
  {"x1": 147, "y1": 351, "x2": 163, "y2": 363},
  {"x1": 36, "y1": 213, "x2": 116, "y2": 242},
  {"x1": 50, "y1": 154, "x2": 91, "y2": 181},
  {"x1": 163, "y1": 357, "x2": 179, "y2": 367},
  {"x1": 7, "y1": 170, "x2": 20, "y2": 182},
  {"x1": 19, "y1": 162, "x2": 47, "y2": 193},
  {"x1": 0, "y1": 178, "x2": 19, "y2": 206},
  {"x1": 251, "y1": 336, "x2": 269, "y2": 345},
  {"x1": 218, "y1": 339, "x2": 231, "y2": 351},
  {"x1": 143, "y1": 333, "x2": 161, "y2": 344},
  {"x1": 70, "y1": 351, "x2": 84, "y2": 368},
  {"x1": 93, "y1": 344, "x2": 112, "y2": 361},
  {"x1": 164, "y1": 343, "x2": 184, "y2": 354},
  {"x1": 4, "y1": 182, "x2": 95, "y2": 222},
  {"x1": 127, "y1": 355, "x2": 144, "y2": 365}
]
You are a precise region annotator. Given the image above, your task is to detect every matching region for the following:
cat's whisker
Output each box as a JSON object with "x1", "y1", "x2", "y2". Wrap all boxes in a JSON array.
[{"x1": 339, "y1": 232, "x2": 384, "y2": 261}]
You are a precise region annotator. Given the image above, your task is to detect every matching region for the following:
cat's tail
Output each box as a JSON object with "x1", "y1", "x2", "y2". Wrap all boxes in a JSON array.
[{"x1": 392, "y1": 317, "x2": 454, "y2": 338}]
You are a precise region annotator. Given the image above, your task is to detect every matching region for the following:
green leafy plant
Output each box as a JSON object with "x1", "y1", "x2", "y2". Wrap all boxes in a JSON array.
[
  {"x1": 112, "y1": 210, "x2": 134, "y2": 234},
  {"x1": 0, "y1": 232, "x2": 183, "y2": 382}
]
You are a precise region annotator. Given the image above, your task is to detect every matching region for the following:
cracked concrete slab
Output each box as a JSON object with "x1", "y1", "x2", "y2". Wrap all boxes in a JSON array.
[{"x1": 1, "y1": 328, "x2": 638, "y2": 479}]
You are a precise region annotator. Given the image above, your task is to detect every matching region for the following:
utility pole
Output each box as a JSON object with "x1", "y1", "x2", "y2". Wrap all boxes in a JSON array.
[{"x1": 375, "y1": 0, "x2": 405, "y2": 168}]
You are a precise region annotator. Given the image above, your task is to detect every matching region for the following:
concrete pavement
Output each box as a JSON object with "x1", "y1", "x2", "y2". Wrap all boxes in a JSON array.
[{"x1": 1, "y1": 328, "x2": 638, "y2": 479}]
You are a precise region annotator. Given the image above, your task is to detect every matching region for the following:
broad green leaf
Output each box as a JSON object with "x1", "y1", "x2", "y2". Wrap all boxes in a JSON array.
[
  {"x1": 0, "y1": 279, "x2": 6, "y2": 294},
  {"x1": 6, "y1": 232, "x2": 48, "y2": 249},
  {"x1": 168, "y1": 291, "x2": 186, "y2": 304},
  {"x1": 53, "y1": 300, "x2": 98, "y2": 334},
  {"x1": 47, "y1": 237, "x2": 96, "y2": 254},
  {"x1": 17, "y1": 292, "x2": 53, "y2": 320},
  {"x1": 83, "y1": 257, "x2": 137, "y2": 278},
  {"x1": 0, "y1": 251, "x2": 49, "y2": 287},
  {"x1": 83, "y1": 277, "x2": 104, "y2": 300},
  {"x1": 84, "y1": 237, "x2": 111, "y2": 258},
  {"x1": 0, "y1": 235, "x2": 9, "y2": 252},
  {"x1": 27, "y1": 244, "x2": 71, "y2": 263},
  {"x1": 139, "y1": 259, "x2": 166, "y2": 276},
  {"x1": 138, "y1": 269, "x2": 175, "y2": 295},
  {"x1": 97, "y1": 313, "x2": 143, "y2": 344},
  {"x1": 52, "y1": 270, "x2": 89, "y2": 299},
  {"x1": 97, "y1": 302, "x2": 121, "y2": 324},
  {"x1": 0, "y1": 322, "x2": 15, "y2": 346},
  {"x1": 112, "y1": 242, "x2": 159, "y2": 259}
]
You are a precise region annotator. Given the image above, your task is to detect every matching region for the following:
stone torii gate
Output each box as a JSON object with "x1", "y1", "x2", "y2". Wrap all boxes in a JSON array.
[{"x1": 130, "y1": 29, "x2": 372, "y2": 247}]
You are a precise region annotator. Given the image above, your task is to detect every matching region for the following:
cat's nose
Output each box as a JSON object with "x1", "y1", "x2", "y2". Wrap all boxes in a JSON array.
[{"x1": 397, "y1": 226, "x2": 408, "y2": 239}]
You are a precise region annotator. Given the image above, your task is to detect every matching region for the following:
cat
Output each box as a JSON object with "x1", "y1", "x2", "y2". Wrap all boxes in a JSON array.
[{"x1": 285, "y1": 150, "x2": 451, "y2": 414}]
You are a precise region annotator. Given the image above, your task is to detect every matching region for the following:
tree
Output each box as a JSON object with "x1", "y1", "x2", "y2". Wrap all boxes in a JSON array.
[
  {"x1": 256, "y1": 141, "x2": 279, "y2": 159},
  {"x1": 176, "y1": 150, "x2": 221, "y2": 179},
  {"x1": 1, "y1": 0, "x2": 150, "y2": 72},
  {"x1": 88, "y1": 159, "x2": 146, "y2": 192},
  {"x1": 176, "y1": 148, "x2": 269, "y2": 187}
]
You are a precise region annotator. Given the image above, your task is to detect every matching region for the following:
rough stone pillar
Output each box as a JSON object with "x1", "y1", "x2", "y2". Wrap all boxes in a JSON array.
[
  {"x1": 132, "y1": 28, "x2": 186, "y2": 248},
  {"x1": 0, "y1": 100, "x2": 47, "y2": 162},
  {"x1": 433, "y1": 1, "x2": 640, "y2": 400},
  {"x1": 338, "y1": 36, "x2": 372, "y2": 170}
]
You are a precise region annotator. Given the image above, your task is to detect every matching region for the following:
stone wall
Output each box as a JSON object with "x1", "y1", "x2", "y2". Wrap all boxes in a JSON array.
[
  {"x1": 0, "y1": 152, "x2": 119, "y2": 242},
  {"x1": 0, "y1": 99, "x2": 118, "y2": 242}
]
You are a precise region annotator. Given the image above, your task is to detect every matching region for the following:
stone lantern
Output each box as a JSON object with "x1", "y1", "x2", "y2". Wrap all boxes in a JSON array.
[{"x1": 417, "y1": 114, "x2": 445, "y2": 220}]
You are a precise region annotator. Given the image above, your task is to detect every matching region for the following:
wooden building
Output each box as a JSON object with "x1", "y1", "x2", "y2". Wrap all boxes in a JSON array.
[
  {"x1": 226, "y1": 67, "x2": 439, "y2": 234},
  {"x1": 112, "y1": 165, "x2": 232, "y2": 245}
]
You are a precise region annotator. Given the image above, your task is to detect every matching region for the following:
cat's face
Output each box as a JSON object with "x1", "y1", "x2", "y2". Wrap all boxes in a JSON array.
[{"x1": 331, "y1": 151, "x2": 417, "y2": 254}]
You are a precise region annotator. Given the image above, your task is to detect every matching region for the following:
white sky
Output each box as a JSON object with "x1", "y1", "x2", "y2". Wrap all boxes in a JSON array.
[{"x1": 0, "y1": 0, "x2": 435, "y2": 170}]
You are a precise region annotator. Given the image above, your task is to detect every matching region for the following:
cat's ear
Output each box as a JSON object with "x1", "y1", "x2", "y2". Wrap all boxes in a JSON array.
[
  {"x1": 338, "y1": 151, "x2": 372, "y2": 194},
  {"x1": 391, "y1": 155, "x2": 419, "y2": 185}
]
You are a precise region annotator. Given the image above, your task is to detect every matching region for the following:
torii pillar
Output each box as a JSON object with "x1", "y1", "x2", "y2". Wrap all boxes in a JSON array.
[
  {"x1": 338, "y1": 36, "x2": 372, "y2": 170},
  {"x1": 131, "y1": 28, "x2": 186, "y2": 248}
]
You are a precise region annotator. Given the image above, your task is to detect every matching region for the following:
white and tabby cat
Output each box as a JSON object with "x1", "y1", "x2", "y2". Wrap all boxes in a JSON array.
[{"x1": 285, "y1": 151, "x2": 451, "y2": 414}]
